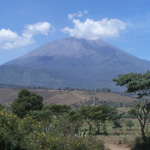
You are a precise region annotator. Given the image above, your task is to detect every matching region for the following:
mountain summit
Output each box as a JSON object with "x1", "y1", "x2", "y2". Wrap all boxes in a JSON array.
[{"x1": 0, "y1": 37, "x2": 150, "y2": 91}]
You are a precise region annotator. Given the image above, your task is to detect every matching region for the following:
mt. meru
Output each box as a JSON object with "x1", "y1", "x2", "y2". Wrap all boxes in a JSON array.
[{"x1": 0, "y1": 37, "x2": 150, "y2": 91}]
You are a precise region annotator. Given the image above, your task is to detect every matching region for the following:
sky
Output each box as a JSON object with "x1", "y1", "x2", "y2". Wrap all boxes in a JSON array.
[{"x1": 0, "y1": 0, "x2": 150, "y2": 65}]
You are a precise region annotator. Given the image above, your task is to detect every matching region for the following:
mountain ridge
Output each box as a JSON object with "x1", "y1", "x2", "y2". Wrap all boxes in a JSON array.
[{"x1": 0, "y1": 37, "x2": 150, "y2": 91}]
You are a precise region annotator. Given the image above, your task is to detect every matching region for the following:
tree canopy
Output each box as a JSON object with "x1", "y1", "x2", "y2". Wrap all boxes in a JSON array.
[
  {"x1": 11, "y1": 89, "x2": 43, "y2": 118},
  {"x1": 113, "y1": 71, "x2": 150, "y2": 98}
]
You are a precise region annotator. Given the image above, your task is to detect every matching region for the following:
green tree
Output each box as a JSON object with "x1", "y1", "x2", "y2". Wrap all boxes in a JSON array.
[
  {"x1": 66, "y1": 110, "x2": 83, "y2": 134},
  {"x1": 112, "y1": 120, "x2": 122, "y2": 132},
  {"x1": 29, "y1": 110, "x2": 52, "y2": 123},
  {"x1": 43, "y1": 104, "x2": 71, "y2": 117},
  {"x1": 92, "y1": 105, "x2": 120, "y2": 134},
  {"x1": 113, "y1": 71, "x2": 150, "y2": 141},
  {"x1": 79, "y1": 106, "x2": 94, "y2": 134},
  {"x1": 11, "y1": 89, "x2": 43, "y2": 118},
  {"x1": 126, "y1": 120, "x2": 134, "y2": 130},
  {"x1": 128, "y1": 100, "x2": 150, "y2": 140}
]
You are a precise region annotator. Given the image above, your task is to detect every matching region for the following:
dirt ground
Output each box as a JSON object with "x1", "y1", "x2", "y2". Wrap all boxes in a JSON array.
[
  {"x1": 0, "y1": 88, "x2": 134, "y2": 105},
  {"x1": 106, "y1": 144, "x2": 131, "y2": 150}
]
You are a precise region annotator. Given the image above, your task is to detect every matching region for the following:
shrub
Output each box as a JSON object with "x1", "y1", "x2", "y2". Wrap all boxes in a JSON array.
[
  {"x1": 126, "y1": 120, "x2": 134, "y2": 130},
  {"x1": 0, "y1": 105, "x2": 107, "y2": 150},
  {"x1": 132, "y1": 136, "x2": 150, "y2": 150},
  {"x1": 22, "y1": 131, "x2": 66, "y2": 150},
  {"x1": 0, "y1": 103, "x2": 4, "y2": 111},
  {"x1": 69, "y1": 136, "x2": 105, "y2": 150},
  {"x1": 0, "y1": 110, "x2": 22, "y2": 150}
]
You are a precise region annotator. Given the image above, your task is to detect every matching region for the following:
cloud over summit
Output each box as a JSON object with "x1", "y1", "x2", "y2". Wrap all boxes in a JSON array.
[{"x1": 63, "y1": 17, "x2": 127, "y2": 40}]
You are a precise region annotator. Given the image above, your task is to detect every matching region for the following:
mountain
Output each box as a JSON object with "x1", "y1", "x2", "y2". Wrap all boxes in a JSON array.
[{"x1": 0, "y1": 37, "x2": 150, "y2": 91}]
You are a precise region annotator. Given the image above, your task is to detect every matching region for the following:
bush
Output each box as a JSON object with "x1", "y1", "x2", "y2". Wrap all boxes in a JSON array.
[
  {"x1": 22, "y1": 130, "x2": 66, "y2": 150},
  {"x1": 69, "y1": 136, "x2": 104, "y2": 150},
  {"x1": 0, "y1": 110, "x2": 22, "y2": 150},
  {"x1": 126, "y1": 120, "x2": 134, "y2": 130},
  {"x1": 29, "y1": 110, "x2": 52, "y2": 123},
  {"x1": 21, "y1": 115, "x2": 105, "y2": 150},
  {"x1": 0, "y1": 105, "x2": 108, "y2": 150},
  {"x1": 0, "y1": 103, "x2": 4, "y2": 111},
  {"x1": 132, "y1": 136, "x2": 150, "y2": 150}
]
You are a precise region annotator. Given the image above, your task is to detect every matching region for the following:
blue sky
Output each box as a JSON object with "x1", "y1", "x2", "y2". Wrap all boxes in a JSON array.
[{"x1": 0, "y1": 0, "x2": 150, "y2": 64}]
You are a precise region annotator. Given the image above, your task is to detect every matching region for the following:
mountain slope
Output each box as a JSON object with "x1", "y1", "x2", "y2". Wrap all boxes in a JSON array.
[{"x1": 1, "y1": 37, "x2": 150, "y2": 91}]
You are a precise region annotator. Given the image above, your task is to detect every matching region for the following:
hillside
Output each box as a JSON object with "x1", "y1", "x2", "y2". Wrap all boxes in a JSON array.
[
  {"x1": 0, "y1": 37, "x2": 150, "y2": 91},
  {"x1": 0, "y1": 88, "x2": 135, "y2": 106}
]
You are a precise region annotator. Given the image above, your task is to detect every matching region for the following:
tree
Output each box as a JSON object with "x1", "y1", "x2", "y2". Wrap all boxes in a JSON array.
[
  {"x1": 113, "y1": 71, "x2": 150, "y2": 98},
  {"x1": 113, "y1": 71, "x2": 150, "y2": 141},
  {"x1": 128, "y1": 100, "x2": 150, "y2": 140},
  {"x1": 111, "y1": 109, "x2": 123, "y2": 133},
  {"x1": 79, "y1": 106, "x2": 94, "y2": 134},
  {"x1": 11, "y1": 89, "x2": 43, "y2": 118},
  {"x1": 43, "y1": 104, "x2": 71, "y2": 117},
  {"x1": 91, "y1": 105, "x2": 121, "y2": 134},
  {"x1": 66, "y1": 109, "x2": 83, "y2": 134},
  {"x1": 112, "y1": 120, "x2": 122, "y2": 133},
  {"x1": 126, "y1": 120, "x2": 134, "y2": 130},
  {"x1": 101, "y1": 88, "x2": 111, "y2": 92}
]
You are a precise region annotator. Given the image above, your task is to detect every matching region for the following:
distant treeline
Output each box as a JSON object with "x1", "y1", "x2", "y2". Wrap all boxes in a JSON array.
[
  {"x1": 56, "y1": 87, "x2": 112, "y2": 92},
  {"x1": 0, "y1": 83, "x2": 112, "y2": 92},
  {"x1": 0, "y1": 83, "x2": 49, "y2": 90}
]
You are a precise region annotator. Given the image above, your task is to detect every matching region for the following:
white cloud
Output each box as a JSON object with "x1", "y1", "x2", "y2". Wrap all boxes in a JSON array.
[
  {"x1": 23, "y1": 22, "x2": 51, "y2": 37},
  {"x1": 68, "y1": 10, "x2": 88, "y2": 20},
  {"x1": 62, "y1": 18, "x2": 127, "y2": 40},
  {"x1": 0, "y1": 22, "x2": 54, "y2": 49},
  {"x1": 0, "y1": 29, "x2": 19, "y2": 42}
]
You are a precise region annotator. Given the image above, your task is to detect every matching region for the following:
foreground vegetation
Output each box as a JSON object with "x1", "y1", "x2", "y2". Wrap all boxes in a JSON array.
[
  {"x1": 0, "y1": 89, "x2": 137, "y2": 150},
  {"x1": 0, "y1": 110, "x2": 105, "y2": 150},
  {"x1": 1, "y1": 71, "x2": 150, "y2": 150},
  {"x1": 1, "y1": 89, "x2": 117, "y2": 150},
  {"x1": 0, "y1": 88, "x2": 150, "y2": 150}
]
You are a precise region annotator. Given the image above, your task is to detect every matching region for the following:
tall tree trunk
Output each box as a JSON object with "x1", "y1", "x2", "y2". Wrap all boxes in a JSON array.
[
  {"x1": 139, "y1": 119, "x2": 146, "y2": 142},
  {"x1": 141, "y1": 127, "x2": 146, "y2": 142}
]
